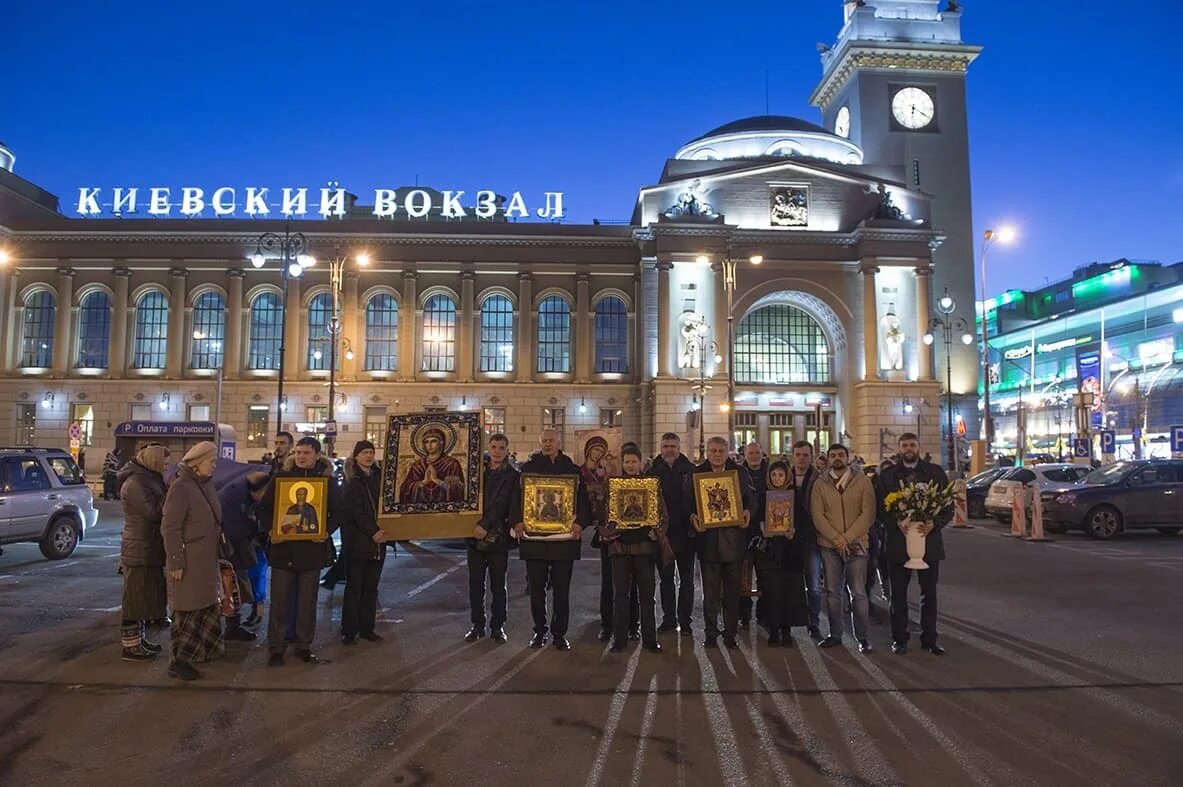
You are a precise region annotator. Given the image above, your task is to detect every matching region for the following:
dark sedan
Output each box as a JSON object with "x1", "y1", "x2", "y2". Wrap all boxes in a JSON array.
[
  {"x1": 1042, "y1": 460, "x2": 1183, "y2": 539},
  {"x1": 964, "y1": 466, "x2": 1009, "y2": 519}
]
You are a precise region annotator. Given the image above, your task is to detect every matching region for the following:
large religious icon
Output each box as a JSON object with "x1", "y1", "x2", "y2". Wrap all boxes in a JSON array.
[
  {"x1": 521, "y1": 474, "x2": 579, "y2": 538},
  {"x1": 692, "y1": 469, "x2": 745, "y2": 529},
  {"x1": 271, "y1": 476, "x2": 330, "y2": 543},
  {"x1": 379, "y1": 411, "x2": 483, "y2": 540},
  {"x1": 764, "y1": 489, "x2": 795, "y2": 537},
  {"x1": 607, "y1": 477, "x2": 660, "y2": 530},
  {"x1": 769, "y1": 186, "x2": 808, "y2": 228}
]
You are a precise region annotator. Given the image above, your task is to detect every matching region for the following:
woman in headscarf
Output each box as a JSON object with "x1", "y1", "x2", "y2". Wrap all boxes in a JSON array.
[
  {"x1": 117, "y1": 442, "x2": 170, "y2": 662},
  {"x1": 161, "y1": 441, "x2": 224, "y2": 681}
]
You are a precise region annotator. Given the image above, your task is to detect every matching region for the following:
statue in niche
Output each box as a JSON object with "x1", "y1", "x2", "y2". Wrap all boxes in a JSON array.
[
  {"x1": 880, "y1": 305, "x2": 905, "y2": 371},
  {"x1": 678, "y1": 313, "x2": 709, "y2": 370},
  {"x1": 663, "y1": 179, "x2": 717, "y2": 219},
  {"x1": 871, "y1": 182, "x2": 905, "y2": 221}
]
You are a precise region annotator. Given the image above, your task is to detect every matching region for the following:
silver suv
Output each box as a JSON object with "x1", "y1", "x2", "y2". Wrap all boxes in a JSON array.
[{"x1": 0, "y1": 448, "x2": 98, "y2": 560}]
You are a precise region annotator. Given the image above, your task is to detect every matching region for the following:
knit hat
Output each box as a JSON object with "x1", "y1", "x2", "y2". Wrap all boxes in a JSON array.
[
  {"x1": 136, "y1": 443, "x2": 170, "y2": 473},
  {"x1": 181, "y1": 441, "x2": 218, "y2": 467},
  {"x1": 352, "y1": 439, "x2": 376, "y2": 458}
]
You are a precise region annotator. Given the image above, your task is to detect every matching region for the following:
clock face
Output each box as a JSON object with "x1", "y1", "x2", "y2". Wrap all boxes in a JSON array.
[
  {"x1": 835, "y1": 106, "x2": 851, "y2": 138},
  {"x1": 892, "y1": 87, "x2": 935, "y2": 130}
]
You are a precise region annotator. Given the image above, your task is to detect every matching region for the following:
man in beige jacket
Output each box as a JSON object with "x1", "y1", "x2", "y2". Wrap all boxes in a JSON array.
[{"x1": 809, "y1": 444, "x2": 876, "y2": 652}]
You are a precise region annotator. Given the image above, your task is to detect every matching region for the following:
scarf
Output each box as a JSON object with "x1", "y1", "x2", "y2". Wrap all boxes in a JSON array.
[{"x1": 830, "y1": 467, "x2": 853, "y2": 493}]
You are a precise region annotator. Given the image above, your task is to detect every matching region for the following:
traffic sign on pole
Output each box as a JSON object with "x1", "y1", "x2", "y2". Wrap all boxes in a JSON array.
[
  {"x1": 1171, "y1": 425, "x2": 1183, "y2": 459},
  {"x1": 1099, "y1": 429, "x2": 1116, "y2": 460},
  {"x1": 1072, "y1": 437, "x2": 1091, "y2": 466}
]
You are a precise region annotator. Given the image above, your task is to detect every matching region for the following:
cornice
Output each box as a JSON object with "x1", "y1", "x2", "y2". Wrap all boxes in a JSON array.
[{"x1": 810, "y1": 42, "x2": 981, "y2": 110}]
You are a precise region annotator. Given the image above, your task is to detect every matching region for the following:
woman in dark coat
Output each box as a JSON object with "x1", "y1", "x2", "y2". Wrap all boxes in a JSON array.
[
  {"x1": 162, "y1": 441, "x2": 224, "y2": 681},
  {"x1": 118, "y1": 443, "x2": 170, "y2": 661},
  {"x1": 754, "y1": 460, "x2": 810, "y2": 646},
  {"x1": 340, "y1": 440, "x2": 390, "y2": 644}
]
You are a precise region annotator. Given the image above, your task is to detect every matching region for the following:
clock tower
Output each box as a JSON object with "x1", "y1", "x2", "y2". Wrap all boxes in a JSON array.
[{"x1": 811, "y1": 0, "x2": 982, "y2": 409}]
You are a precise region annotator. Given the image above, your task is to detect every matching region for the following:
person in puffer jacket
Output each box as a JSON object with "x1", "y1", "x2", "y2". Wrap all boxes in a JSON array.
[{"x1": 118, "y1": 443, "x2": 171, "y2": 662}]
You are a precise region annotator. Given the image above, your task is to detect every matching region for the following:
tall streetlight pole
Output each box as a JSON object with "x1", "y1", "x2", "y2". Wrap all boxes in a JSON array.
[
  {"x1": 251, "y1": 221, "x2": 314, "y2": 435},
  {"x1": 684, "y1": 314, "x2": 721, "y2": 462},
  {"x1": 323, "y1": 251, "x2": 369, "y2": 456},
  {"x1": 700, "y1": 248, "x2": 762, "y2": 450},
  {"x1": 924, "y1": 287, "x2": 974, "y2": 471},
  {"x1": 978, "y1": 226, "x2": 1016, "y2": 460}
]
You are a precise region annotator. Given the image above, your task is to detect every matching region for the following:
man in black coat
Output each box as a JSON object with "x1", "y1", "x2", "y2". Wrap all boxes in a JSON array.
[
  {"x1": 514, "y1": 429, "x2": 590, "y2": 651},
  {"x1": 466, "y1": 433, "x2": 522, "y2": 645},
  {"x1": 689, "y1": 436, "x2": 754, "y2": 649},
  {"x1": 740, "y1": 442, "x2": 768, "y2": 628},
  {"x1": 261, "y1": 436, "x2": 343, "y2": 665},
  {"x1": 875, "y1": 432, "x2": 952, "y2": 656},
  {"x1": 340, "y1": 440, "x2": 390, "y2": 645},
  {"x1": 648, "y1": 433, "x2": 698, "y2": 635}
]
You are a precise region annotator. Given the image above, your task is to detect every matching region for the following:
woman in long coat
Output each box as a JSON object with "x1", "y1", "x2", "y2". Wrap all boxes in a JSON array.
[
  {"x1": 118, "y1": 443, "x2": 170, "y2": 661},
  {"x1": 161, "y1": 441, "x2": 224, "y2": 681}
]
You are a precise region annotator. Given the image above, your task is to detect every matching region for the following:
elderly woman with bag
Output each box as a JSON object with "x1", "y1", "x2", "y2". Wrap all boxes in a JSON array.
[
  {"x1": 118, "y1": 443, "x2": 171, "y2": 662},
  {"x1": 161, "y1": 441, "x2": 225, "y2": 681}
]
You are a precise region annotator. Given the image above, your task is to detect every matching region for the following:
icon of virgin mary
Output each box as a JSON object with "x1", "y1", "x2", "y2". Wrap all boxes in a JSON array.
[{"x1": 399, "y1": 424, "x2": 466, "y2": 504}]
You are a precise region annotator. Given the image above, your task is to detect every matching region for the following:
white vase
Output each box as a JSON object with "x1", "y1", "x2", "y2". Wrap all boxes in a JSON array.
[{"x1": 903, "y1": 519, "x2": 930, "y2": 570}]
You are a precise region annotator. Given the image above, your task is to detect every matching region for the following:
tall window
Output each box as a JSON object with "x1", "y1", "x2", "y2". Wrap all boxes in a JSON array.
[
  {"x1": 133, "y1": 291, "x2": 169, "y2": 369},
  {"x1": 734, "y1": 304, "x2": 830, "y2": 384},
  {"x1": 16, "y1": 403, "x2": 37, "y2": 446},
  {"x1": 70, "y1": 403, "x2": 95, "y2": 447},
  {"x1": 77, "y1": 291, "x2": 111, "y2": 369},
  {"x1": 536, "y1": 295, "x2": 571, "y2": 373},
  {"x1": 20, "y1": 290, "x2": 55, "y2": 368},
  {"x1": 248, "y1": 292, "x2": 282, "y2": 370},
  {"x1": 594, "y1": 296, "x2": 629, "y2": 373},
  {"x1": 307, "y1": 292, "x2": 333, "y2": 371},
  {"x1": 600, "y1": 408, "x2": 623, "y2": 428},
  {"x1": 364, "y1": 406, "x2": 388, "y2": 445},
  {"x1": 190, "y1": 291, "x2": 226, "y2": 369},
  {"x1": 479, "y1": 294, "x2": 514, "y2": 372},
  {"x1": 421, "y1": 293, "x2": 457, "y2": 372},
  {"x1": 246, "y1": 406, "x2": 269, "y2": 447},
  {"x1": 364, "y1": 293, "x2": 399, "y2": 371},
  {"x1": 542, "y1": 406, "x2": 565, "y2": 446},
  {"x1": 482, "y1": 407, "x2": 506, "y2": 442}
]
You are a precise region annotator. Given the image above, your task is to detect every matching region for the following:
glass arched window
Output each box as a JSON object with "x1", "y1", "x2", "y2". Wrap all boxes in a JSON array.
[
  {"x1": 421, "y1": 293, "x2": 456, "y2": 372},
  {"x1": 593, "y1": 296, "x2": 629, "y2": 373},
  {"x1": 190, "y1": 291, "x2": 226, "y2": 370},
  {"x1": 133, "y1": 291, "x2": 169, "y2": 369},
  {"x1": 536, "y1": 295, "x2": 571, "y2": 373},
  {"x1": 248, "y1": 292, "x2": 282, "y2": 370},
  {"x1": 734, "y1": 303, "x2": 829, "y2": 384},
  {"x1": 20, "y1": 290, "x2": 55, "y2": 368},
  {"x1": 364, "y1": 293, "x2": 399, "y2": 371},
  {"x1": 479, "y1": 294, "x2": 514, "y2": 373},
  {"x1": 307, "y1": 292, "x2": 333, "y2": 371},
  {"x1": 77, "y1": 290, "x2": 111, "y2": 369}
]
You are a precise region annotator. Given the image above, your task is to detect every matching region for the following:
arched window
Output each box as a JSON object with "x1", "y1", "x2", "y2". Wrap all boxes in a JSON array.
[
  {"x1": 248, "y1": 292, "x2": 282, "y2": 370},
  {"x1": 421, "y1": 293, "x2": 456, "y2": 372},
  {"x1": 479, "y1": 294, "x2": 514, "y2": 373},
  {"x1": 364, "y1": 293, "x2": 399, "y2": 371},
  {"x1": 77, "y1": 291, "x2": 111, "y2": 369},
  {"x1": 133, "y1": 291, "x2": 169, "y2": 369},
  {"x1": 307, "y1": 292, "x2": 333, "y2": 371},
  {"x1": 734, "y1": 303, "x2": 830, "y2": 384},
  {"x1": 20, "y1": 290, "x2": 55, "y2": 368},
  {"x1": 536, "y1": 295, "x2": 571, "y2": 373},
  {"x1": 594, "y1": 296, "x2": 629, "y2": 373},
  {"x1": 190, "y1": 291, "x2": 226, "y2": 370}
]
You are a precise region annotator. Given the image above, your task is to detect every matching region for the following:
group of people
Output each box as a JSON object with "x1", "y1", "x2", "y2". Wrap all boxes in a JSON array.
[{"x1": 116, "y1": 425, "x2": 951, "y2": 681}]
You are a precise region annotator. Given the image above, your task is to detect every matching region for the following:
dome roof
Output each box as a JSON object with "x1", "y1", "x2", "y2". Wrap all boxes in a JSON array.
[
  {"x1": 692, "y1": 115, "x2": 832, "y2": 142},
  {"x1": 675, "y1": 114, "x2": 863, "y2": 166}
]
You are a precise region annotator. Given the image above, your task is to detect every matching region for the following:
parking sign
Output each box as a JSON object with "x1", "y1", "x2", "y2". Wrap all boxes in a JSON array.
[
  {"x1": 1099, "y1": 429, "x2": 1116, "y2": 457},
  {"x1": 1171, "y1": 425, "x2": 1183, "y2": 457},
  {"x1": 1072, "y1": 437, "x2": 1090, "y2": 458}
]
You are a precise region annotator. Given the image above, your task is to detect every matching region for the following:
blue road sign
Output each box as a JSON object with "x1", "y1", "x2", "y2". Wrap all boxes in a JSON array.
[
  {"x1": 1171, "y1": 426, "x2": 1183, "y2": 454},
  {"x1": 1099, "y1": 430, "x2": 1116, "y2": 455},
  {"x1": 1072, "y1": 438, "x2": 1090, "y2": 458}
]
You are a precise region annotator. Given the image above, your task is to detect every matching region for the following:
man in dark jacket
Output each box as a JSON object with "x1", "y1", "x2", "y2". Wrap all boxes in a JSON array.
[
  {"x1": 740, "y1": 442, "x2": 768, "y2": 628},
  {"x1": 875, "y1": 432, "x2": 952, "y2": 656},
  {"x1": 649, "y1": 433, "x2": 697, "y2": 636},
  {"x1": 789, "y1": 440, "x2": 824, "y2": 641},
  {"x1": 261, "y1": 436, "x2": 343, "y2": 665},
  {"x1": 466, "y1": 433, "x2": 521, "y2": 644},
  {"x1": 514, "y1": 429, "x2": 590, "y2": 651},
  {"x1": 340, "y1": 440, "x2": 390, "y2": 645},
  {"x1": 270, "y1": 431, "x2": 294, "y2": 476},
  {"x1": 689, "y1": 436, "x2": 754, "y2": 649},
  {"x1": 216, "y1": 470, "x2": 270, "y2": 642}
]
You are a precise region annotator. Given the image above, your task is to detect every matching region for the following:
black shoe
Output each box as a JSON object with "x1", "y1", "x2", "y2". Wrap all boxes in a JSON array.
[
  {"x1": 609, "y1": 641, "x2": 627, "y2": 653},
  {"x1": 168, "y1": 660, "x2": 201, "y2": 681},
  {"x1": 225, "y1": 626, "x2": 257, "y2": 642},
  {"x1": 658, "y1": 620, "x2": 678, "y2": 633},
  {"x1": 818, "y1": 636, "x2": 842, "y2": 649},
  {"x1": 359, "y1": 632, "x2": 382, "y2": 642},
  {"x1": 723, "y1": 636, "x2": 739, "y2": 650},
  {"x1": 491, "y1": 628, "x2": 507, "y2": 644},
  {"x1": 553, "y1": 636, "x2": 571, "y2": 651},
  {"x1": 643, "y1": 642, "x2": 663, "y2": 654},
  {"x1": 296, "y1": 650, "x2": 321, "y2": 664},
  {"x1": 529, "y1": 633, "x2": 548, "y2": 649},
  {"x1": 268, "y1": 652, "x2": 285, "y2": 667},
  {"x1": 242, "y1": 605, "x2": 261, "y2": 628},
  {"x1": 807, "y1": 626, "x2": 822, "y2": 641},
  {"x1": 342, "y1": 635, "x2": 357, "y2": 646},
  {"x1": 704, "y1": 636, "x2": 718, "y2": 647},
  {"x1": 891, "y1": 641, "x2": 908, "y2": 655},
  {"x1": 781, "y1": 631, "x2": 796, "y2": 648},
  {"x1": 140, "y1": 639, "x2": 163, "y2": 654},
  {"x1": 858, "y1": 639, "x2": 873, "y2": 654},
  {"x1": 768, "y1": 630, "x2": 783, "y2": 646},
  {"x1": 597, "y1": 628, "x2": 612, "y2": 642},
  {"x1": 320, "y1": 579, "x2": 337, "y2": 591},
  {"x1": 680, "y1": 627, "x2": 694, "y2": 638},
  {"x1": 922, "y1": 643, "x2": 946, "y2": 656},
  {"x1": 464, "y1": 627, "x2": 485, "y2": 643},
  {"x1": 628, "y1": 627, "x2": 641, "y2": 641},
  {"x1": 121, "y1": 646, "x2": 157, "y2": 662}
]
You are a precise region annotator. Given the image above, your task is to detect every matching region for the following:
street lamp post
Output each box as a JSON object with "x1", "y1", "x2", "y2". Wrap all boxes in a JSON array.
[
  {"x1": 684, "y1": 315, "x2": 720, "y2": 461},
  {"x1": 978, "y1": 226, "x2": 1016, "y2": 460},
  {"x1": 323, "y1": 251, "x2": 368, "y2": 456},
  {"x1": 701, "y1": 249, "x2": 762, "y2": 450},
  {"x1": 924, "y1": 287, "x2": 974, "y2": 471},
  {"x1": 251, "y1": 221, "x2": 313, "y2": 434}
]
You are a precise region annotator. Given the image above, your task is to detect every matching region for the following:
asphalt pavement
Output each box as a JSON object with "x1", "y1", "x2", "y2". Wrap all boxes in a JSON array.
[{"x1": 1, "y1": 501, "x2": 1181, "y2": 786}]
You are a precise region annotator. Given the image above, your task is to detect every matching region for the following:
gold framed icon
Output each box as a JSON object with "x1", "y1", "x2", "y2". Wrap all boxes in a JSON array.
[
  {"x1": 693, "y1": 470, "x2": 744, "y2": 529},
  {"x1": 607, "y1": 477, "x2": 660, "y2": 529},
  {"x1": 521, "y1": 474, "x2": 578, "y2": 537},
  {"x1": 764, "y1": 489, "x2": 795, "y2": 537},
  {"x1": 271, "y1": 476, "x2": 330, "y2": 543}
]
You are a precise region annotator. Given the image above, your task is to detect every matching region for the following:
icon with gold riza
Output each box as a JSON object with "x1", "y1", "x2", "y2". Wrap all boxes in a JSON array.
[{"x1": 271, "y1": 476, "x2": 330, "y2": 542}]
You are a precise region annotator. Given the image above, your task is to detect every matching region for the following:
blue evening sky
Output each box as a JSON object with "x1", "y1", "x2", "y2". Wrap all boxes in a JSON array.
[{"x1": 1, "y1": 0, "x2": 1179, "y2": 294}]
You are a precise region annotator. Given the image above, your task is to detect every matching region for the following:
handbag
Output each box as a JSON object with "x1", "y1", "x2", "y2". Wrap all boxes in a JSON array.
[{"x1": 218, "y1": 559, "x2": 241, "y2": 617}]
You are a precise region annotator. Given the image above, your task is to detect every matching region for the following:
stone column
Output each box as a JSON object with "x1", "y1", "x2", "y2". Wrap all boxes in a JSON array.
[
  {"x1": 283, "y1": 274, "x2": 302, "y2": 379},
  {"x1": 2, "y1": 267, "x2": 21, "y2": 373},
  {"x1": 166, "y1": 266, "x2": 188, "y2": 378},
  {"x1": 459, "y1": 271, "x2": 475, "y2": 382},
  {"x1": 224, "y1": 269, "x2": 245, "y2": 380},
  {"x1": 915, "y1": 266, "x2": 935, "y2": 381},
  {"x1": 110, "y1": 267, "x2": 130, "y2": 376},
  {"x1": 399, "y1": 271, "x2": 417, "y2": 380},
  {"x1": 52, "y1": 265, "x2": 74, "y2": 375},
  {"x1": 712, "y1": 263, "x2": 729, "y2": 382},
  {"x1": 631, "y1": 270, "x2": 642, "y2": 382},
  {"x1": 516, "y1": 273, "x2": 534, "y2": 382},
  {"x1": 862, "y1": 265, "x2": 880, "y2": 380},
  {"x1": 342, "y1": 271, "x2": 360, "y2": 380},
  {"x1": 655, "y1": 261, "x2": 672, "y2": 378},
  {"x1": 575, "y1": 272, "x2": 591, "y2": 381}
]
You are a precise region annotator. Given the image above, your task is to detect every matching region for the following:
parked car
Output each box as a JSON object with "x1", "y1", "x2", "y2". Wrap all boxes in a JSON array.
[
  {"x1": 984, "y1": 463, "x2": 1092, "y2": 522},
  {"x1": 0, "y1": 447, "x2": 98, "y2": 560},
  {"x1": 1043, "y1": 460, "x2": 1183, "y2": 539},
  {"x1": 964, "y1": 466, "x2": 1010, "y2": 519}
]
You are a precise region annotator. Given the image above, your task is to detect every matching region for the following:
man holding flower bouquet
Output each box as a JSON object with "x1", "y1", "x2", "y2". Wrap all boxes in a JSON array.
[{"x1": 875, "y1": 432, "x2": 953, "y2": 656}]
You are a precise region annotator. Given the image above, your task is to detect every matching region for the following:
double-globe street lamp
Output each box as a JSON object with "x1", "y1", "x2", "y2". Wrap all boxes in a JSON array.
[
  {"x1": 321, "y1": 250, "x2": 369, "y2": 456},
  {"x1": 923, "y1": 287, "x2": 974, "y2": 471},
  {"x1": 978, "y1": 226, "x2": 1017, "y2": 457},
  {"x1": 683, "y1": 314, "x2": 722, "y2": 461}
]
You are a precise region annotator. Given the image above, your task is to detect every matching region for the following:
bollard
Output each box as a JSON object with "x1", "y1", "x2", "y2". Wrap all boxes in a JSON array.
[
  {"x1": 1025, "y1": 486, "x2": 1054, "y2": 542},
  {"x1": 950, "y1": 478, "x2": 973, "y2": 528},
  {"x1": 1005, "y1": 485, "x2": 1027, "y2": 538}
]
